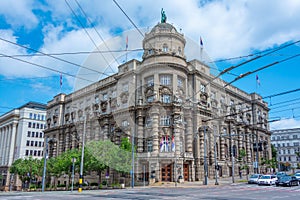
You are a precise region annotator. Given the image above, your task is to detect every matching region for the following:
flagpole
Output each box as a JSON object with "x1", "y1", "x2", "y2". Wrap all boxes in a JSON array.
[{"x1": 200, "y1": 37, "x2": 203, "y2": 61}]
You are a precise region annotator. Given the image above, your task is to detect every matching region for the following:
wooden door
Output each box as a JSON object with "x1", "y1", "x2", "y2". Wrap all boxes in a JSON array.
[
  {"x1": 161, "y1": 164, "x2": 172, "y2": 181},
  {"x1": 183, "y1": 164, "x2": 189, "y2": 181}
]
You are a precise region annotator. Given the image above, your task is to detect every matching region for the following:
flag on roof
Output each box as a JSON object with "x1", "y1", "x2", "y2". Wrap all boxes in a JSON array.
[
  {"x1": 256, "y1": 74, "x2": 260, "y2": 86},
  {"x1": 60, "y1": 73, "x2": 62, "y2": 88},
  {"x1": 200, "y1": 36, "x2": 203, "y2": 47}
]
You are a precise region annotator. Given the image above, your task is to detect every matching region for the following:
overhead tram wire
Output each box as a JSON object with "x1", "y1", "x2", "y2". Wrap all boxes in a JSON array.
[
  {"x1": 224, "y1": 53, "x2": 300, "y2": 87},
  {"x1": 0, "y1": 37, "x2": 111, "y2": 77},
  {"x1": 0, "y1": 53, "x2": 93, "y2": 83},
  {"x1": 65, "y1": 0, "x2": 116, "y2": 74},
  {"x1": 74, "y1": 0, "x2": 121, "y2": 68},
  {"x1": 113, "y1": 0, "x2": 144, "y2": 38},
  {"x1": 190, "y1": 40, "x2": 300, "y2": 102}
]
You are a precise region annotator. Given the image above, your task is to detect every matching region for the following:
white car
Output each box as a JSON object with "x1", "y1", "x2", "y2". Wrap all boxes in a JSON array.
[
  {"x1": 258, "y1": 175, "x2": 278, "y2": 186},
  {"x1": 294, "y1": 172, "x2": 300, "y2": 180},
  {"x1": 248, "y1": 174, "x2": 262, "y2": 184}
]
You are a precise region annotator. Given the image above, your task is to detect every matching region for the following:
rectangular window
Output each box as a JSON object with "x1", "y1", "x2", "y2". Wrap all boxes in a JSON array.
[
  {"x1": 200, "y1": 83, "x2": 206, "y2": 93},
  {"x1": 29, "y1": 113, "x2": 33, "y2": 119},
  {"x1": 26, "y1": 140, "x2": 30, "y2": 146},
  {"x1": 38, "y1": 151, "x2": 41, "y2": 156},
  {"x1": 160, "y1": 94, "x2": 171, "y2": 103},
  {"x1": 160, "y1": 115, "x2": 171, "y2": 126},
  {"x1": 177, "y1": 77, "x2": 183, "y2": 88},
  {"x1": 39, "y1": 142, "x2": 42, "y2": 147},
  {"x1": 25, "y1": 150, "x2": 29, "y2": 156},
  {"x1": 146, "y1": 76, "x2": 154, "y2": 87},
  {"x1": 34, "y1": 150, "x2": 37, "y2": 156},
  {"x1": 31, "y1": 132, "x2": 35, "y2": 137},
  {"x1": 36, "y1": 123, "x2": 39, "y2": 129},
  {"x1": 33, "y1": 123, "x2": 36, "y2": 128},
  {"x1": 27, "y1": 131, "x2": 31, "y2": 137},
  {"x1": 40, "y1": 132, "x2": 43, "y2": 138},
  {"x1": 36, "y1": 132, "x2": 39, "y2": 137},
  {"x1": 34, "y1": 114, "x2": 37, "y2": 120},
  {"x1": 37, "y1": 114, "x2": 40, "y2": 120},
  {"x1": 147, "y1": 95, "x2": 154, "y2": 103},
  {"x1": 293, "y1": 135, "x2": 298, "y2": 139},
  {"x1": 35, "y1": 141, "x2": 38, "y2": 147},
  {"x1": 30, "y1": 150, "x2": 33, "y2": 156},
  {"x1": 294, "y1": 142, "x2": 299, "y2": 146},
  {"x1": 103, "y1": 93, "x2": 108, "y2": 101},
  {"x1": 28, "y1": 122, "x2": 32, "y2": 128},
  {"x1": 160, "y1": 75, "x2": 171, "y2": 86},
  {"x1": 147, "y1": 140, "x2": 153, "y2": 152},
  {"x1": 31, "y1": 141, "x2": 34, "y2": 146}
]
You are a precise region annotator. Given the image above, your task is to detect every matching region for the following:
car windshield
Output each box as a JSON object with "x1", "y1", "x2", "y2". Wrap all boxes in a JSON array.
[
  {"x1": 261, "y1": 175, "x2": 271, "y2": 179},
  {"x1": 295, "y1": 173, "x2": 300, "y2": 176},
  {"x1": 280, "y1": 176, "x2": 291, "y2": 181},
  {"x1": 250, "y1": 174, "x2": 259, "y2": 178}
]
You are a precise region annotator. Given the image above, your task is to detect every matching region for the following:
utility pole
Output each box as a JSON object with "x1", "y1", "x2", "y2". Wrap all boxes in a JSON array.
[
  {"x1": 229, "y1": 121, "x2": 235, "y2": 183},
  {"x1": 252, "y1": 101, "x2": 259, "y2": 174},
  {"x1": 213, "y1": 126, "x2": 219, "y2": 185},
  {"x1": 78, "y1": 115, "x2": 86, "y2": 192},
  {"x1": 42, "y1": 137, "x2": 49, "y2": 192},
  {"x1": 203, "y1": 126, "x2": 208, "y2": 185}
]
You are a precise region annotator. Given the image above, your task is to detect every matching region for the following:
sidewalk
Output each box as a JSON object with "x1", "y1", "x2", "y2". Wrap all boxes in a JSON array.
[{"x1": 150, "y1": 176, "x2": 248, "y2": 188}]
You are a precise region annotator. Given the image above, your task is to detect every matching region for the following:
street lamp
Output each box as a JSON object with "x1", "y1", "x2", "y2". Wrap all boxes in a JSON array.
[{"x1": 213, "y1": 126, "x2": 219, "y2": 185}]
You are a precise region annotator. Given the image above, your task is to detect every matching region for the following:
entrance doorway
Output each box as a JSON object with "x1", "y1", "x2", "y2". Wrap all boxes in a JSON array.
[
  {"x1": 161, "y1": 164, "x2": 172, "y2": 181},
  {"x1": 183, "y1": 164, "x2": 189, "y2": 181}
]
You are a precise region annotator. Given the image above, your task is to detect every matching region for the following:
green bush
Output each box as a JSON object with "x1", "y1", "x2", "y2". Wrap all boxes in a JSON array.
[{"x1": 57, "y1": 184, "x2": 66, "y2": 187}]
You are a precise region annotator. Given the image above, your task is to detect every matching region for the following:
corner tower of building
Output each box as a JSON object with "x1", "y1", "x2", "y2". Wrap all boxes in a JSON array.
[{"x1": 142, "y1": 21, "x2": 186, "y2": 62}]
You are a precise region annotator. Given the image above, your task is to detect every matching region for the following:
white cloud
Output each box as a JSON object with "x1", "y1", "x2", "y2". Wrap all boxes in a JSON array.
[
  {"x1": 270, "y1": 118, "x2": 300, "y2": 130},
  {"x1": 1, "y1": 0, "x2": 300, "y2": 87}
]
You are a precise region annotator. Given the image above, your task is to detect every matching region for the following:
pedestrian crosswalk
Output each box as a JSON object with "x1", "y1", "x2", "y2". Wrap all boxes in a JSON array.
[{"x1": 224, "y1": 183, "x2": 300, "y2": 192}]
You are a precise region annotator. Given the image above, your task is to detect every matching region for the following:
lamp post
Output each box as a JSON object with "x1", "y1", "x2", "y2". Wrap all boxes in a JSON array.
[
  {"x1": 78, "y1": 115, "x2": 86, "y2": 192},
  {"x1": 203, "y1": 125, "x2": 208, "y2": 185},
  {"x1": 42, "y1": 137, "x2": 49, "y2": 192},
  {"x1": 213, "y1": 127, "x2": 219, "y2": 185}
]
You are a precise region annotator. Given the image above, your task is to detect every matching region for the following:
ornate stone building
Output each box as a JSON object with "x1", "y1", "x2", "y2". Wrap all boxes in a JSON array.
[{"x1": 44, "y1": 20, "x2": 271, "y2": 185}]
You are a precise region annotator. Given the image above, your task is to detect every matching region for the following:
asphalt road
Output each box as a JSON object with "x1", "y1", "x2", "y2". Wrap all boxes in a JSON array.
[{"x1": 1, "y1": 183, "x2": 300, "y2": 200}]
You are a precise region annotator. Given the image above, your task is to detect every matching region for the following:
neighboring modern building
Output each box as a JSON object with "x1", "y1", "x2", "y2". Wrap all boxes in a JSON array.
[
  {"x1": 44, "y1": 17, "x2": 271, "y2": 185},
  {"x1": 271, "y1": 128, "x2": 300, "y2": 170},
  {"x1": 0, "y1": 102, "x2": 46, "y2": 191}
]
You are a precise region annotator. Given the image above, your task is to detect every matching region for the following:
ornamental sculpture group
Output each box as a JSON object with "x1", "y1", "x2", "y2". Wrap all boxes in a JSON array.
[{"x1": 161, "y1": 8, "x2": 167, "y2": 23}]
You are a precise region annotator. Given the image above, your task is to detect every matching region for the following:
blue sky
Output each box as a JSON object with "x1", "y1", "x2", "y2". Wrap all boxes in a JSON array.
[{"x1": 1, "y1": 0, "x2": 300, "y2": 130}]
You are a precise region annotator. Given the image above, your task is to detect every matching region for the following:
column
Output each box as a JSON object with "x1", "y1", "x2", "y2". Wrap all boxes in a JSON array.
[
  {"x1": 95, "y1": 126, "x2": 100, "y2": 141},
  {"x1": 0, "y1": 127, "x2": 4, "y2": 165},
  {"x1": 3, "y1": 125, "x2": 9, "y2": 165},
  {"x1": 8, "y1": 123, "x2": 17, "y2": 165},
  {"x1": 151, "y1": 105, "x2": 159, "y2": 153},
  {"x1": 137, "y1": 115, "x2": 144, "y2": 153},
  {"x1": 185, "y1": 113, "x2": 193, "y2": 153}
]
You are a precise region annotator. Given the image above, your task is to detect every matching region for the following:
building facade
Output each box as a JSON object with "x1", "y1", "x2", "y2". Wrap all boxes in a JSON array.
[
  {"x1": 44, "y1": 21, "x2": 271, "y2": 185},
  {"x1": 271, "y1": 128, "x2": 300, "y2": 170},
  {"x1": 0, "y1": 102, "x2": 46, "y2": 191}
]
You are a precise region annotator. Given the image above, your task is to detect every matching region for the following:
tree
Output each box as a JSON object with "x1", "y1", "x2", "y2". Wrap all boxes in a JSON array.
[{"x1": 10, "y1": 157, "x2": 41, "y2": 189}]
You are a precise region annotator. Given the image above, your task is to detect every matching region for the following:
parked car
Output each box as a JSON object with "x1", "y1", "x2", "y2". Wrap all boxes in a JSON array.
[
  {"x1": 248, "y1": 174, "x2": 262, "y2": 184},
  {"x1": 275, "y1": 171, "x2": 287, "y2": 178},
  {"x1": 294, "y1": 172, "x2": 300, "y2": 180},
  {"x1": 275, "y1": 175, "x2": 299, "y2": 187},
  {"x1": 258, "y1": 175, "x2": 277, "y2": 186}
]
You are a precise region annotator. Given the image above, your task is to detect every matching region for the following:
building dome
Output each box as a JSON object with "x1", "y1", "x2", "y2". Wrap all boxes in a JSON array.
[
  {"x1": 142, "y1": 22, "x2": 186, "y2": 60},
  {"x1": 150, "y1": 22, "x2": 178, "y2": 34}
]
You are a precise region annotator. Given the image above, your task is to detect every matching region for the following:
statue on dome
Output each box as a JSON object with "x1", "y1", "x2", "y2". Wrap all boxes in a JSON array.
[{"x1": 161, "y1": 8, "x2": 167, "y2": 23}]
